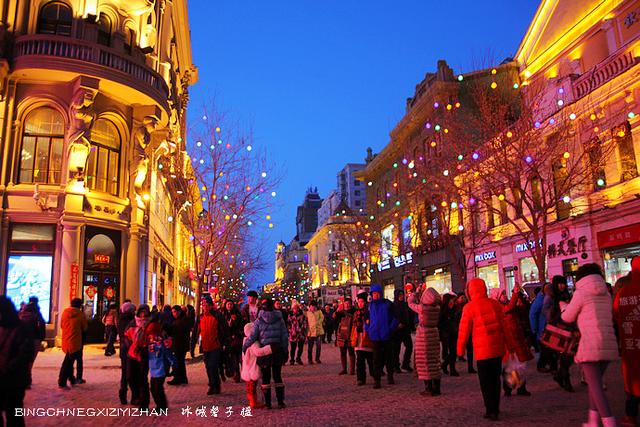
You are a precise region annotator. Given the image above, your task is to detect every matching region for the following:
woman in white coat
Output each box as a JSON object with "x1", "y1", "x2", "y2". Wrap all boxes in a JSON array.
[{"x1": 561, "y1": 263, "x2": 618, "y2": 427}]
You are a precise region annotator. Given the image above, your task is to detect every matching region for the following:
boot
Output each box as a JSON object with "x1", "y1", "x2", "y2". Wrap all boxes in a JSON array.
[
  {"x1": 420, "y1": 380, "x2": 432, "y2": 396},
  {"x1": 119, "y1": 389, "x2": 127, "y2": 405},
  {"x1": 387, "y1": 373, "x2": 395, "y2": 385},
  {"x1": 275, "y1": 384, "x2": 286, "y2": 409},
  {"x1": 582, "y1": 410, "x2": 599, "y2": 427},
  {"x1": 247, "y1": 381, "x2": 265, "y2": 409},
  {"x1": 339, "y1": 352, "x2": 347, "y2": 375},
  {"x1": 620, "y1": 416, "x2": 637, "y2": 427},
  {"x1": 261, "y1": 384, "x2": 272, "y2": 409},
  {"x1": 295, "y1": 358, "x2": 303, "y2": 365},
  {"x1": 373, "y1": 379, "x2": 381, "y2": 389},
  {"x1": 517, "y1": 384, "x2": 531, "y2": 396},
  {"x1": 349, "y1": 357, "x2": 356, "y2": 375},
  {"x1": 601, "y1": 417, "x2": 617, "y2": 427},
  {"x1": 431, "y1": 379, "x2": 441, "y2": 396}
]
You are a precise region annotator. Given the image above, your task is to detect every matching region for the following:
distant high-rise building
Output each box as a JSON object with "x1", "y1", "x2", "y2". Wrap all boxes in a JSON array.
[
  {"x1": 296, "y1": 187, "x2": 322, "y2": 245},
  {"x1": 337, "y1": 164, "x2": 366, "y2": 212},
  {"x1": 317, "y1": 190, "x2": 339, "y2": 227}
]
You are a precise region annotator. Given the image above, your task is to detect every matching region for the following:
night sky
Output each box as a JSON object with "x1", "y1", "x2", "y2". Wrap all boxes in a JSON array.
[{"x1": 186, "y1": 0, "x2": 541, "y2": 288}]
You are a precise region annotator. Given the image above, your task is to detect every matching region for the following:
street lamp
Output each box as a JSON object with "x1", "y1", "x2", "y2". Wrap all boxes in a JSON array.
[{"x1": 68, "y1": 140, "x2": 91, "y2": 181}]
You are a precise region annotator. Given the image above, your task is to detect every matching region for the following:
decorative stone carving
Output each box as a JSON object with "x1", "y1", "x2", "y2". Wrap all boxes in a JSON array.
[
  {"x1": 133, "y1": 115, "x2": 159, "y2": 195},
  {"x1": 67, "y1": 80, "x2": 99, "y2": 177}
]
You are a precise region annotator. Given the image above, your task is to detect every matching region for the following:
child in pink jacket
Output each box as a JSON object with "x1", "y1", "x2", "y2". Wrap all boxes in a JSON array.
[{"x1": 241, "y1": 322, "x2": 273, "y2": 409}]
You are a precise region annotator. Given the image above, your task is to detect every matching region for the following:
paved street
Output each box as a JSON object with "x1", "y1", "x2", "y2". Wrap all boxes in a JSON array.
[{"x1": 22, "y1": 341, "x2": 626, "y2": 426}]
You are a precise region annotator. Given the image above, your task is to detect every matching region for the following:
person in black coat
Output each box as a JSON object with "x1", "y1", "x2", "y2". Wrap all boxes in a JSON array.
[
  {"x1": 18, "y1": 296, "x2": 46, "y2": 388},
  {"x1": 168, "y1": 305, "x2": 191, "y2": 385},
  {"x1": 117, "y1": 301, "x2": 136, "y2": 404},
  {"x1": 221, "y1": 301, "x2": 244, "y2": 383},
  {"x1": 0, "y1": 296, "x2": 35, "y2": 427},
  {"x1": 392, "y1": 290, "x2": 413, "y2": 372},
  {"x1": 438, "y1": 293, "x2": 460, "y2": 376}
]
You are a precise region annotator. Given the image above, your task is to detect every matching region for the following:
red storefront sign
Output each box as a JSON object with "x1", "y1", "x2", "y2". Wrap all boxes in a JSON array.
[
  {"x1": 597, "y1": 223, "x2": 640, "y2": 249},
  {"x1": 104, "y1": 286, "x2": 115, "y2": 300},
  {"x1": 95, "y1": 254, "x2": 110, "y2": 264},
  {"x1": 70, "y1": 263, "x2": 79, "y2": 302}
]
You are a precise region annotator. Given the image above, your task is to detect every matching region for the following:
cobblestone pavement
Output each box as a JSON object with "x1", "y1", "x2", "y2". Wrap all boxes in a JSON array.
[{"x1": 23, "y1": 341, "x2": 626, "y2": 427}]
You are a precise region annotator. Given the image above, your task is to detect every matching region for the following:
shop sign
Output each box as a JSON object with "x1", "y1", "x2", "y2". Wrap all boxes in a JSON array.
[
  {"x1": 547, "y1": 235, "x2": 588, "y2": 259},
  {"x1": 70, "y1": 263, "x2": 79, "y2": 302},
  {"x1": 515, "y1": 240, "x2": 542, "y2": 253},
  {"x1": 597, "y1": 223, "x2": 640, "y2": 249},
  {"x1": 85, "y1": 285, "x2": 97, "y2": 299},
  {"x1": 474, "y1": 251, "x2": 496, "y2": 263},
  {"x1": 95, "y1": 254, "x2": 110, "y2": 264},
  {"x1": 378, "y1": 252, "x2": 413, "y2": 271}
]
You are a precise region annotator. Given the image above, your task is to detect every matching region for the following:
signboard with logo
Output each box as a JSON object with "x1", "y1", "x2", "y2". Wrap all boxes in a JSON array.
[
  {"x1": 70, "y1": 263, "x2": 79, "y2": 302},
  {"x1": 474, "y1": 251, "x2": 497, "y2": 263},
  {"x1": 597, "y1": 223, "x2": 640, "y2": 249},
  {"x1": 378, "y1": 252, "x2": 413, "y2": 271},
  {"x1": 95, "y1": 254, "x2": 110, "y2": 264}
]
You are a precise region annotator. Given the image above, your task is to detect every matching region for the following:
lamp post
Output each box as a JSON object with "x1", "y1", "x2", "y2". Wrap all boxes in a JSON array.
[{"x1": 68, "y1": 140, "x2": 91, "y2": 184}]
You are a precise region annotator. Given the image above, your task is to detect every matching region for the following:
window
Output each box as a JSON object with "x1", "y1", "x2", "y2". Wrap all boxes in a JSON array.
[
  {"x1": 512, "y1": 187, "x2": 523, "y2": 218},
  {"x1": 124, "y1": 28, "x2": 136, "y2": 54},
  {"x1": 614, "y1": 122, "x2": 638, "y2": 182},
  {"x1": 553, "y1": 160, "x2": 570, "y2": 220},
  {"x1": 355, "y1": 200, "x2": 361, "y2": 207},
  {"x1": 19, "y1": 107, "x2": 64, "y2": 184},
  {"x1": 531, "y1": 176, "x2": 542, "y2": 209},
  {"x1": 485, "y1": 195, "x2": 495, "y2": 229},
  {"x1": 37, "y1": 2, "x2": 72, "y2": 36},
  {"x1": 87, "y1": 119, "x2": 120, "y2": 195},
  {"x1": 587, "y1": 138, "x2": 607, "y2": 190},
  {"x1": 498, "y1": 193, "x2": 508, "y2": 225},
  {"x1": 355, "y1": 190, "x2": 361, "y2": 196},
  {"x1": 97, "y1": 13, "x2": 112, "y2": 46},
  {"x1": 354, "y1": 179, "x2": 360, "y2": 187}
]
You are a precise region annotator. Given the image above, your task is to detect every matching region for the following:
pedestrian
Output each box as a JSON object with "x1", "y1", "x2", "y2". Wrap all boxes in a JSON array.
[
  {"x1": 546, "y1": 275, "x2": 576, "y2": 392},
  {"x1": 197, "y1": 295, "x2": 226, "y2": 395},
  {"x1": 562, "y1": 264, "x2": 618, "y2": 427},
  {"x1": 531, "y1": 283, "x2": 557, "y2": 373},
  {"x1": 457, "y1": 278, "x2": 507, "y2": 421},
  {"x1": 439, "y1": 293, "x2": 460, "y2": 376},
  {"x1": 18, "y1": 296, "x2": 46, "y2": 388},
  {"x1": 306, "y1": 301, "x2": 324, "y2": 364},
  {"x1": 168, "y1": 305, "x2": 191, "y2": 385},
  {"x1": 334, "y1": 297, "x2": 356, "y2": 375},
  {"x1": 353, "y1": 292, "x2": 374, "y2": 386},
  {"x1": 275, "y1": 300, "x2": 289, "y2": 326},
  {"x1": 222, "y1": 300, "x2": 243, "y2": 383},
  {"x1": 102, "y1": 302, "x2": 119, "y2": 356},
  {"x1": 241, "y1": 322, "x2": 273, "y2": 409},
  {"x1": 490, "y1": 287, "x2": 533, "y2": 397},
  {"x1": 242, "y1": 291, "x2": 261, "y2": 323},
  {"x1": 366, "y1": 284, "x2": 399, "y2": 389},
  {"x1": 614, "y1": 259, "x2": 640, "y2": 427},
  {"x1": 0, "y1": 296, "x2": 35, "y2": 427},
  {"x1": 242, "y1": 298, "x2": 289, "y2": 409},
  {"x1": 408, "y1": 287, "x2": 442, "y2": 396},
  {"x1": 160, "y1": 305, "x2": 174, "y2": 333},
  {"x1": 58, "y1": 298, "x2": 88, "y2": 389},
  {"x1": 287, "y1": 303, "x2": 307, "y2": 365},
  {"x1": 125, "y1": 305, "x2": 152, "y2": 408},
  {"x1": 392, "y1": 290, "x2": 414, "y2": 373},
  {"x1": 147, "y1": 319, "x2": 175, "y2": 411},
  {"x1": 117, "y1": 301, "x2": 136, "y2": 404},
  {"x1": 456, "y1": 293, "x2": 477, "y2": 373},
  {"x1": 323, "y1": 304, "x2": 334, "y2": 344}
]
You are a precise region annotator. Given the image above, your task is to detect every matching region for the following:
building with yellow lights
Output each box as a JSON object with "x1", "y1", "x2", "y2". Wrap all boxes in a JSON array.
[
  {"x1": 0, "y1": 0, "x2": 197, "y2": 342},
  {"x1": 465, "y1": 0, "x2": 640, "y2": 290}
]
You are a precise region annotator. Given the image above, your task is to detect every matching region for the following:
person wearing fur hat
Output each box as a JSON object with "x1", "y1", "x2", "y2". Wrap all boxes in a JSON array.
[
  {"x1": 117, "y1": 301, "x2": 136, "y2": 404},
  {"x1": 366, "y1": 284, "x2": 399, "y2": 389},
  {"x1": 408, "y1": 287, "x2": 442, "y2": 396},
  {"x1": 457, "y1": 278, "x2": 507, "y2": 421},
  {"x1": 243, "y1": 298, "x2": 289, "y2": 409},
  {"x1": 242, "y1": 322, "x2": 273, "y2": 409}
]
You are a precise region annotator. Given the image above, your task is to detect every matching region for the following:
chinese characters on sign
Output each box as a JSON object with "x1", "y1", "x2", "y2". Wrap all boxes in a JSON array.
[
  {"x1": 378, "y1": 252, "x2": 413, "y2": 271},
  {"x1": 70, "y1": 263, "x2": 79, "y2": 302},
  {"x1": 95, "y1": 254, "x2": 110, "y2": 264},
  {"x1": 547, "y1": 235, "x2": 588, "y2": 259},
  {"x1": 180, "y1": 406, "x2": 253, "y2": 418}
]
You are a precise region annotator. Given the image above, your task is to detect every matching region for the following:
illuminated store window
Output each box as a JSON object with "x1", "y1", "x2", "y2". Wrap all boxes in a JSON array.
[
  {"x1": 520, "y1": 257, "x2": 540, "y2": 285},
  {"x1": 37, "y1": 2, "x2": 72, "y2": 36},
  {"x1": 87, "y1": 119, "x2": 120, "y2": 195},
  {"x1": 19, "y1": 107, "x2": 64, "y2": 184}
]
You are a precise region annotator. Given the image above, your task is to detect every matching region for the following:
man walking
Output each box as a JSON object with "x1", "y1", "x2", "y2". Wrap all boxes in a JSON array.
[
  {"x1": 198, "y1": 295, "x2": 226, "y2": 395},
  {"x1": 58, "y1": 298, "x2": 88, "y2": 389},
  {"x1": 392, "y1": 290, "x2": 413, "y2": 373},
  {"x1": 306, "y1": 301, "x2": 324, "y2": 364},
  {"x1": 366, "y1": 285, "x2": 399, "y2": 389}
]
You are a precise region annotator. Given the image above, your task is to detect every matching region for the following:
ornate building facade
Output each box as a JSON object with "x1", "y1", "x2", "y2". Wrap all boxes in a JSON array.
[{"x1": 0, "y1": 0, "x2": 197, "y2": 342}]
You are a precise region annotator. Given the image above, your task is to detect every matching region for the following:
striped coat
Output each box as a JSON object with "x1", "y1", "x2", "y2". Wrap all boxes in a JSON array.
[{"x1": 408, "y1": 288, "x2": 442, "y2": 381}]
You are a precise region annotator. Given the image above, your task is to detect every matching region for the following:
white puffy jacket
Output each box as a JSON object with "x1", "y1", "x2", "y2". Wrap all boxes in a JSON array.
[{"x1": 561, "y1": 274, "x2": 618, "y2": 363}]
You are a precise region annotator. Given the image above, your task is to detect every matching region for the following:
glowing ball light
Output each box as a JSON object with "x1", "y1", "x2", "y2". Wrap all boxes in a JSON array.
[
  {"x1": 569, "y1": 113, "x2": 577, "y2": 120},
  {"x1": 472, "y1": 152, "x2": 480, "y2": 160},
  {"x1": 525, "y1": 155, "x2": 533, "y2": 164},
  {"x1": 562, "y1": 195, "x2": 571, "y2": 204}
]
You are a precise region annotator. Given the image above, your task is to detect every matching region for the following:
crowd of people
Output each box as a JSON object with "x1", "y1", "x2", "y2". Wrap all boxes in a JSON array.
[{"x1": 1, "y1": 258, "x2": 640, "y2": 426}]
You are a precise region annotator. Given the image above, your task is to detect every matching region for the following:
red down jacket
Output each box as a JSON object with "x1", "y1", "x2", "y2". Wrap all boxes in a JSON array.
[{"x1": 457, "y1": 278, "x2": 507, "y2": 361}]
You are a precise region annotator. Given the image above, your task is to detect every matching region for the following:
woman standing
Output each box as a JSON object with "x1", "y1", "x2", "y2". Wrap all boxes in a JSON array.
[
  {"x1": 168, "y1": 305, "x2": 191, "y2": 385},
  {"x1": 222, "y1": 301, "x2": 243, "y2": 382},
  {"x1": 102, "y1": 303, "x2": 119, "y2": 356},
  {"x1": 353, "y1": 292, "x2": 374, "y2": 386},
  {"x1": 287, "y1": 303, "x2": 307, "y2": 365},
  {"x1": 561, "y1": 264, "x2": 618, "y2": 427},
  {"x1": 242, "y1": 298, "x2": 289, "y2": 409},
  {"x1": 408, "y1": 287, "x2": 442, "y2": 396},
  {"x1": 439, "y1": 293, "x2": 460, "y2": 376}
]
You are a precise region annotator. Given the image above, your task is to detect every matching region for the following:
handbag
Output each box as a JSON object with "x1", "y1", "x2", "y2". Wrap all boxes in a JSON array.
[{"x1": 540, "y1": 322, "x2": 580, "y2": 356}]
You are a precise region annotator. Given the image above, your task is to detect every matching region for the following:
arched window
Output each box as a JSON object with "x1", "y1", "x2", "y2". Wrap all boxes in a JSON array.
[
  {"x1": 124, "y1": 27, "x2": 136, "y2": 54},
  {"x1": 19, "y1": 107, "x2": 64, "y2": 184},
  {"x1": 97, "y1": 13, "x2": 112, "y2": 46},
  {"x1": 37, "y1": 2, "x2": 72, "y2": 36},
  {"x1": 87, "y1": 119, "x2": 120, "y2": 195}
]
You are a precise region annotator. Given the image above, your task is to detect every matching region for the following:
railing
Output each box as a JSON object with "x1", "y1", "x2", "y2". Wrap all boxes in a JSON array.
[
  {"x1": 14, "y1": 34, "x2": 168, "y2": 99},
  {"x1": 573, "y1": 49, "x2": 638, "y2": 99}
]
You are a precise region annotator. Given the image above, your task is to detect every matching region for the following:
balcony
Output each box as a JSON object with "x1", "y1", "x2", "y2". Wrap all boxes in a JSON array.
[
  {"x1": 572, "y1": 49, "x2": 639, "y2": 100},
  {"x1": 13, "y1": 34, "x2": 169, "y2": 109}
]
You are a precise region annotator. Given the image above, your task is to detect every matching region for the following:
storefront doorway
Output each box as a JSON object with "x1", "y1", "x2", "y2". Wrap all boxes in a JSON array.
[{"x1": 83, "y1": 227, "x2": 121, "y2": 342}]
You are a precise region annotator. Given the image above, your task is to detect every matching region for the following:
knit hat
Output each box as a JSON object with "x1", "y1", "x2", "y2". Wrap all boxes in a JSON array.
[
  {"x1": 203, "y1": 295, "x2": 213, "y2": 305},
  {"x1": 121, "y1": 302, "x2": 136, "y2": 314},
  {"x1": 247, "y1": 290, "x2": 258, "y2": 298},
  {"x1": 136, "y1": 304, "x2": 150, "y2": 317},
  {"x1": 356, "y1": 292, "x2": 368, "y2": 301}
]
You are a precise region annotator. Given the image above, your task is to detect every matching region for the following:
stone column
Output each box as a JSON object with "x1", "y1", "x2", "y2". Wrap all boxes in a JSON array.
[
  {"x1": 125, "y1": 228, "x2": 141, "y2": 305},
  {"x1": 55, "y1": 219, "x2": 82, "y2": 345}
]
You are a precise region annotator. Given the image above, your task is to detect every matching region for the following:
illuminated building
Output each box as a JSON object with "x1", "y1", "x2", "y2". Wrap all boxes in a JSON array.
[
  {"x1": 0, "y1": 0, "x2": 197, "y2": 342},
  {"x1": 466, "y1": 0, "x2": 640, "y2": 289}
]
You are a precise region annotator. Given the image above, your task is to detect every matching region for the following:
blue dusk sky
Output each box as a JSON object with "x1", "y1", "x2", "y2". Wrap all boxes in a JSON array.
[{"x1": 186, "y1": 0, "x2": 540, "y2": 288}]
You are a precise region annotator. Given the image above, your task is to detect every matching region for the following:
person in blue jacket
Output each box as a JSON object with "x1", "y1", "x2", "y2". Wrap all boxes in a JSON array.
[
  {"x1": 365, "y1": 284, "x2": 399, "y2": 389},
  {"x1": 529, "y1": 283, "x2": 556, "y2": 373}
]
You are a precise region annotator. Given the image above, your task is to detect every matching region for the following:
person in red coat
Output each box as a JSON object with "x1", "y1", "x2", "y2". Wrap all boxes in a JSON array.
[
  {"x1": 490, "y1": 286, "x2": 533, "y2": 397},
  {"x1": 457, "y1": 278, "x2": 508, "y2": 421},
  {"x1": 613, "y1": 257, "x2": 640, "y2": 427}
]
